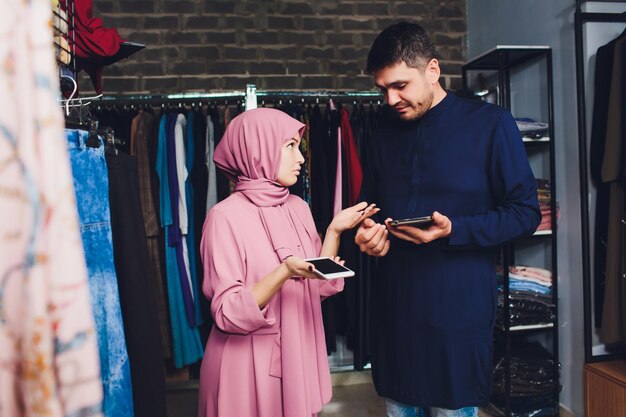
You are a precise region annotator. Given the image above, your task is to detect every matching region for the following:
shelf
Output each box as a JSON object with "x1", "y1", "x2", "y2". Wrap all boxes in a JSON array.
[
  {"x1": 533, "y1": 230, "x2": 553, "y2": 237},
  {"x1": 76, "y1": 41, "x2": 146, "y2": 67},
  {"x1": 497, "y1": 323, "x2": 555, "y2": 332},
  {"x1": 464, "y1": 45, "x2": 551, "y2": 70},
  {"x1": 523, "y1": 136, "x2": 550, "y2": 143}
]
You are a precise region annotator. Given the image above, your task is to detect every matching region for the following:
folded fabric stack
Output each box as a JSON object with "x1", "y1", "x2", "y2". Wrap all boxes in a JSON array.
[
  {"x1": 515, "y1": 117, "x2": 549, "y2": 139},
  {"x1": 52, "y1": 4, "x2": 71, "y2": 65},
  {"x1": 491, "y1": 342, "x2": 560, "y2": 417},
  {"x1": 536, "y1": 179, "x2": 558, "y2": 232},
  {"x1": 496, "y1": 265, "x2": 555, "y2": 328}
]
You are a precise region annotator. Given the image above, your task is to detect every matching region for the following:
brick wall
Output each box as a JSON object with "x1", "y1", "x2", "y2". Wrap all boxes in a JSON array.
[{"x1": 78, "y1": 0, "x2": 467, "y2": 95}]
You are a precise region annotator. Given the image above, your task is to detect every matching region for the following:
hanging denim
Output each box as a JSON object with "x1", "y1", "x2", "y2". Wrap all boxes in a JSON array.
[{"x1": 66, "y1": 129, "x2": 134, "y2": 417}]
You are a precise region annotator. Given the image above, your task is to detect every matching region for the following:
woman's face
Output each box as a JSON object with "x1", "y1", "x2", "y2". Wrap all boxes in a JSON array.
[{"x1": 276, "y1": 134, "x2": 304, "y2": 187}]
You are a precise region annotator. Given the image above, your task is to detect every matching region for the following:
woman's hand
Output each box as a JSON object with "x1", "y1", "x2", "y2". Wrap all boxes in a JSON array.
[
  {"x1": 284, "y1": 256, "x2": 319, "y2": 279},
  {"x1": 283, "y1": 256, "x2": 345, "y2": 279},
  {"x1": 329, "y1": 202, "x2": 380, "y2": 234}
]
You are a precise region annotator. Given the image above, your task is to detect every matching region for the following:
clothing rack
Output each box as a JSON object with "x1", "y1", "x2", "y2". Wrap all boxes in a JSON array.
[
  {"x1": 95, "y1": 85, "x2": 383, "y2": 111},
  {"x1": 250, "y1": 85, "x2": 382, "y2": 108},
  {"x1": 574, "y1": 0, "x2": 626, "y2": 363},
  {"x1": 95, "y1": 91, "x2": 248, "y2": 109}
]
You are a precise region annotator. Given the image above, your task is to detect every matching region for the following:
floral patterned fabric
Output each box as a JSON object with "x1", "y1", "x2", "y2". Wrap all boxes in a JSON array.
[{"x1": 0, "y1": 0, "x2": 103, "y2": 416}]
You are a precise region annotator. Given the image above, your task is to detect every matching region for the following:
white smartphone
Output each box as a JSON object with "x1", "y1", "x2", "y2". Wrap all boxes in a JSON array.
[{"x1": 305, "y1": 257, "x2": 355, "y2": 280}]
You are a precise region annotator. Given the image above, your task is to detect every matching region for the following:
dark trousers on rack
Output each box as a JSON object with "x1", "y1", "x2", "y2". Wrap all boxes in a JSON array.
[{"x1": 106, "y1": 150, "x2": 166, "y2": 417}]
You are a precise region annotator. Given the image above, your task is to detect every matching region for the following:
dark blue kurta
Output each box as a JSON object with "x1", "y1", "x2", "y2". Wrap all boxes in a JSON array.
[{"x1": 363, "y1": 93, "x2": 541, "y2": 409}]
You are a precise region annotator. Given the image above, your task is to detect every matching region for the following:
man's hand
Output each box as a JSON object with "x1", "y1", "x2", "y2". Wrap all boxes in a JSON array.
[
  {"x1": 385, "y1": 211, "x2": 452, "y2": 245},
  {"x1": 355, "y1": 218, "x2": 390, "y2": 256}
]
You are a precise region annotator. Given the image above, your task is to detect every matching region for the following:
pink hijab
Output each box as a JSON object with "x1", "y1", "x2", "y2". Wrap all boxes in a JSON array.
[{"x1": 213, "y1": 108, "x2": 332, "y2": 416}]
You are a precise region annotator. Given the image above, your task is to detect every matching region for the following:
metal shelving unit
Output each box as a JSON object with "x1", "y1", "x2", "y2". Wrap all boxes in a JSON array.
[{"x1": 463, "y1": 46, "x2": 559, "y2": 417}]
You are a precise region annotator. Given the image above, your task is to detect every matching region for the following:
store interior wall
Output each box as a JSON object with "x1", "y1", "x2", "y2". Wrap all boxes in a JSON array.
[
  {"x1": 81, "y1": 0, "x2": 467, "y2": 94},
  {"x1": 467, "y1": 1, "x2": 584, "y2": 415}
]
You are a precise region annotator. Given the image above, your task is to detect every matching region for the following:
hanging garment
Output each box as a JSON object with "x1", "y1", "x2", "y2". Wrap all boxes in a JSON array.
[
  {"x1": 66, "y1": 130, "x2": 134, "y2": 417},
  {"x1": 168, "y1": 114, "x2": 195, "y2": 324},
  {"x1": 205, "y1": 115, "x2": 218, "y2": 210},
  {"x1": 185, "y1": 111, "x2": 204, "y2": 325},
  {"x1": 590, "y1": 29, "x2": 626, "y2": 328},
  {"x1": 130, "y1": 110, "x2": 172, "y2": 358},
  {"x1": 332, "y1": 102, "x2": 343, "y2": 216},
  {"x1": 0, "y1": 1, "x2": 103, "y2": 414},
  {"x1": 175, "y1": 114, "x2": 189, "y2": 236},
  {"x1": 106, "y1": 149, "x2": 166, "y2": 417},
  {"x1": 598, "y1": 35, "x2": 626, "y2": 345},
  {"x1": 340, "y1": 108, "x2": 363, "y2": 206},
  {"x1": 211, "y1": 108, "x2": 231, "y2": 203},
  {"x1": 309, "y1": 104, "x2": 334, "y2": 233},
  {"x1": 156, "y1": 114, "x2": 203, "y2": 368}
]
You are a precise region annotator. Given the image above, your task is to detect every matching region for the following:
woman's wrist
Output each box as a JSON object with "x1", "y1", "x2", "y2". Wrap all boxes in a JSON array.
[
  {"x1": 326, "y1": 224, "x2": 342, "y2": 238},
  {"x1": 280, "y1": 259, "x2": 294, "y2": 279}
]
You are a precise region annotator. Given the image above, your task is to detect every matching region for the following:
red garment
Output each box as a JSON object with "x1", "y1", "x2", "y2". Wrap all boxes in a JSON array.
[
  {"x1": 62, "y1": 0, "x2": 124, "y2": 93},
  {"x1": 66, "y1": 0, "x2": 123, "y2": 58},
  {"x1": 340, "y1": 108, "x2": 363, "y2": 206}
]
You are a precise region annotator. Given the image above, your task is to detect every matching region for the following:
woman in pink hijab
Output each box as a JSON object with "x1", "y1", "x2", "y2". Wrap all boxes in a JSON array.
[{"x1": 198, "y1": 108, "x2": 377, "y2": 417}]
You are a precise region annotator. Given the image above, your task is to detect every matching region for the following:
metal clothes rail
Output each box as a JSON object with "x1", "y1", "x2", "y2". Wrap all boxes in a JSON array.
[
  {"x1": 95, "y1": 84, "x2": 383, "y2": 110},
  {"x1": 95, "y1": 91, "x2": 248, "y2": 109}
]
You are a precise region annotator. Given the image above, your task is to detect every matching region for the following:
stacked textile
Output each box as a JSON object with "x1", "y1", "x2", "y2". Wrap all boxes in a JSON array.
[
  {"x1": 515, "y1": 117, "x2": 549, "y2": 140},
  {"x1": 491, "y1": 342, "x2": 560, "y2": 416},
  {"x1": 536, "y1": 179, "x2": 558, "y2": 232},
  {"x1": 496, "y1": 266, "x2": 555, "y2": 328}
]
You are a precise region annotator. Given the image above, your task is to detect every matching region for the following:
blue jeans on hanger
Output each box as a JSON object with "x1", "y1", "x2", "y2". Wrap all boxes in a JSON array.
[
  {"x1": 386, "y1": 398, "x2": 478, "y2": 417},
  {"x1": 66, "y1": 129, "x2": 134, "y2": 417}
]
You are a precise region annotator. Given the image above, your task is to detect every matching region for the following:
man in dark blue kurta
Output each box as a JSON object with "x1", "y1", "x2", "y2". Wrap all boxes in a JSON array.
[{"x1": 356, "y1": 23, "x2": 541, "y2": 417}]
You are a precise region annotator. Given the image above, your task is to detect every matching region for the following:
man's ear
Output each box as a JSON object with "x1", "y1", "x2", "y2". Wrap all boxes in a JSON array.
[{"x1": 425, "y1": 58, "x2": 441, "y2": 84}]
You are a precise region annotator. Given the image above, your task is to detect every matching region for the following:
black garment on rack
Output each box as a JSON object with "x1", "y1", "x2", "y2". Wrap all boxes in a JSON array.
[
  {"x1": 209, "y1": 106, "x2": 231, "y2": 202},
  {"x1": 106, "y1": 150, "x2": 166, "y2": 417},
  {"x1": 590, "y1": 29, "x2": 626, "y2": 328},
  {"x1": 278, "y1": 102, "x2": 309, "y2": 199},
  {"x1": 319, "y1": 104, "x2": 346, "y2": 355},
  {"x1": 190, "y1": 109, "x2": 213, "y2": 341},
  {"x1": 590, "y1": 33, "x2": 618, "y2": 327},
  {"x1": 95, "y1": 107, "x2": 136, "y2": 154},
  {"x1": 308, "y1": 104, "x2": 331, "y2": 232}
]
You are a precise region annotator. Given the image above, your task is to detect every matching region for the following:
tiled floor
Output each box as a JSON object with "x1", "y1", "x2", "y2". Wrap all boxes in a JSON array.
[
  {"x1": 166, "y1": 382, "x2": 386, "y2": 417},
  {"x1": 319, "y1": 380, "x2": 386, "y2": 416},
  {"x1": 167, "y1": 371, "x2": 490, "y2": 417}
]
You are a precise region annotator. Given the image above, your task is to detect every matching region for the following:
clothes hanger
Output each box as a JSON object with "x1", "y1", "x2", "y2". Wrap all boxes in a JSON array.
[
  {"x1": 60, "y1": 74, "x2": 77, "y2": 116},
  {"x1": 85, "y1": 120, "x2": 101, "y2": 148},
  {"x1": 104, "y1": 129, "x2": 125, "y2": 155}
]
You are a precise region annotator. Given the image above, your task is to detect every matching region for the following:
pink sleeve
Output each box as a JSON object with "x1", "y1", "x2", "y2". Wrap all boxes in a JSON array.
[
  {"x1": 200, "y1": 209, "x2": 276, "y2": 334},
  {"x1": 319, "y1": 278, "x2": 345, "y2": 299},
  {"x1": 311, "y1": 208, "x2": 345, "y2": 299}
]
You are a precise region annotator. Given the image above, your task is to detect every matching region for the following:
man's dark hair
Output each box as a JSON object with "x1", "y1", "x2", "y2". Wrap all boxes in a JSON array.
[{"x1": 366, "y1": 22, "x2": 437, "y2": 73}]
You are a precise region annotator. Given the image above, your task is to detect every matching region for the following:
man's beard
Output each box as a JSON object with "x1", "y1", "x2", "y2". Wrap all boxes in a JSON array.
[{"x1": 396, "y1": 92, "x2": 434, "y2": 121}]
